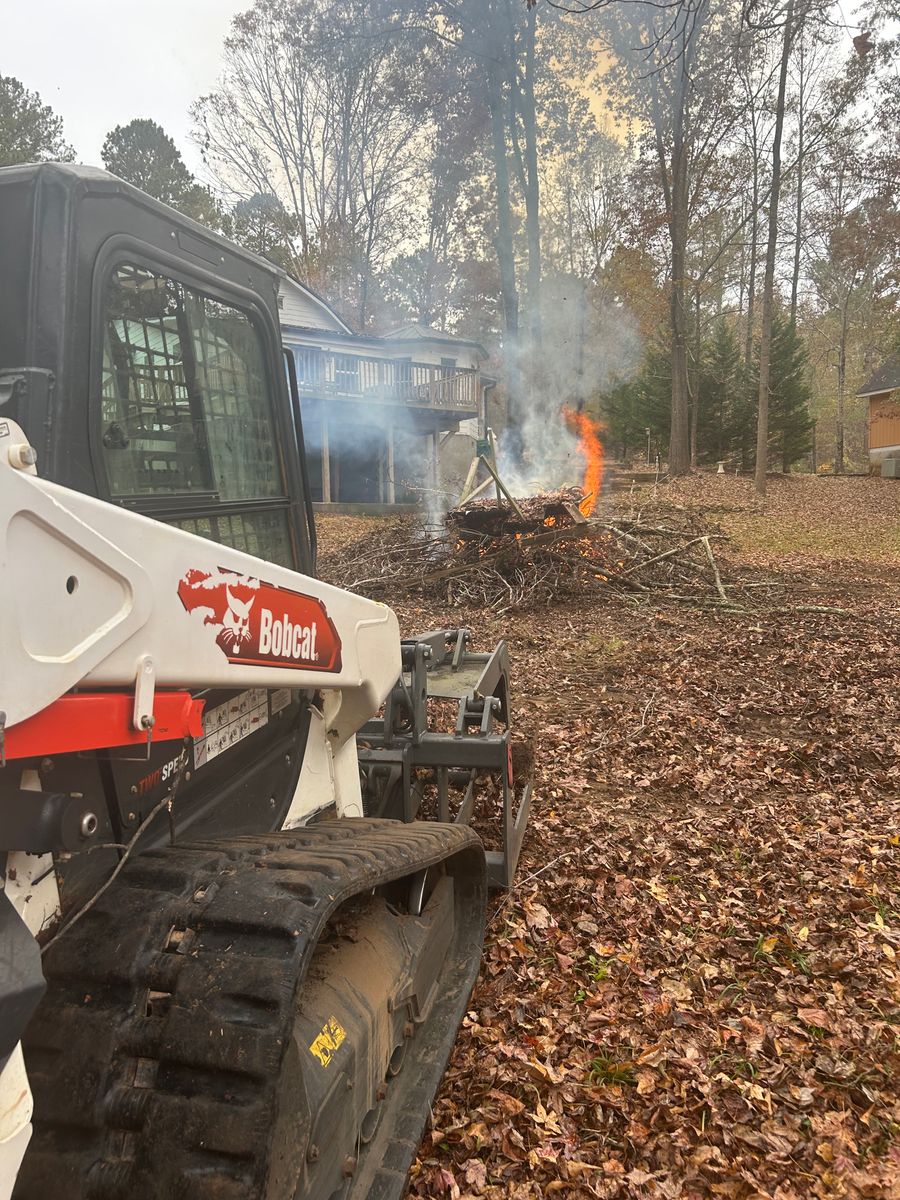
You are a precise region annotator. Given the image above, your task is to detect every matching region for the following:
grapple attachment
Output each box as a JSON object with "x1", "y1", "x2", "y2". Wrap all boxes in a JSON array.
[{"x1": 357, "y1": 629, "x2": 533, "y2": 888}]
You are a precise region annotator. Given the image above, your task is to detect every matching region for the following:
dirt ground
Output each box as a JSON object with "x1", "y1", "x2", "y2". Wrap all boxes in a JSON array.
[{"x1": 318, "y1": 474, "x2": 900, "y2": 1200}]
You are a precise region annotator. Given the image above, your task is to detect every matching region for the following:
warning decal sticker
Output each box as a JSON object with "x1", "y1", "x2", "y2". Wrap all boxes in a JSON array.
[{"x1": 309, "y1": 1016, "x2": 347, "y2": 1067}]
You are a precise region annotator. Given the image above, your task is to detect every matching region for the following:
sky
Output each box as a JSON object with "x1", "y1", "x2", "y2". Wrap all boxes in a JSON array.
[{"x1": 2, "y1": 0, "x2": 249, "y2": 174}]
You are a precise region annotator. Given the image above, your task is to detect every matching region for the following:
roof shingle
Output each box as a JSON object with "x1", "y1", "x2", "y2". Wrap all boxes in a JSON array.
[{"x1": 857, "y1": 351, "x2": 900, "y2": 397}]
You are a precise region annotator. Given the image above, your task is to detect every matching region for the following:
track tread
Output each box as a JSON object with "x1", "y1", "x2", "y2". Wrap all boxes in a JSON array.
[{"x1": 16, "y1": 819, "x2": 484, "y2": 1200}]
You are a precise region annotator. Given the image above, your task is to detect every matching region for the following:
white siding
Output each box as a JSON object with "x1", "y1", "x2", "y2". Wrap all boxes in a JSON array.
[
  {"x1": 388, "y1": 345, "x2": 479, "y2": 371},
  {"x1": 278, "y1": 280, "x2": 347, "y2": 333}
]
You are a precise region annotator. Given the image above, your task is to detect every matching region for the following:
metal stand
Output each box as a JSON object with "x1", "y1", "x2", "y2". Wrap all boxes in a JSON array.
[{"x1": 458, "y1": 431, "x2": 525, "y2": 520}]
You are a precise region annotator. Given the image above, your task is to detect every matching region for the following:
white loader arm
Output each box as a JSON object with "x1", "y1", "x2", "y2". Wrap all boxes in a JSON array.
[{"x1": 0, "y1": 419, "x2": 400, "y2": 747}]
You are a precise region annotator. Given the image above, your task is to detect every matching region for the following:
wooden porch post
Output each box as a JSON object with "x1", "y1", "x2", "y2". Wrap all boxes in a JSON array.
[
  {"x1": 431, "y1": 431, "x2": 440, "y2": 492},
  {"x1": 321, "y1": 413, "x2": 331, "y2": 504},
  {"x1": 386, "y1": 421, "x2": 396, "y2": 504}
]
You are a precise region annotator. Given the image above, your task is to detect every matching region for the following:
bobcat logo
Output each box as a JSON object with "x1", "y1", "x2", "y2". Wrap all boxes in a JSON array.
[
  {"x1": 221, "y1": 587, "x2": 256, "y2": 653},
  {"x1": 177, "y1": 568, "x2": 261, "y2": 659},
  {"x1": 177, "y1": 566, "x2": 343, "y2": 672}
]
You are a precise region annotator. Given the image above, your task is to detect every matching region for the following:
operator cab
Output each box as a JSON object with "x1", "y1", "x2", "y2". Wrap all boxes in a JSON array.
[{"x1": 0, "y1": 162, "x2": 315, "y2": 571}]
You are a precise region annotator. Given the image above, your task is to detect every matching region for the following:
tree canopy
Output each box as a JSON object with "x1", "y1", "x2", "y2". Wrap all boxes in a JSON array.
[
  {"x1": 0, "y1": 75, "x2": 74, "y2": 167},
  {"x1": 101, "y1": 118, "x2": 220, "y2": 227},
  {"x1": 3, "y1": 0, "x2": 895, "y2": 477}
]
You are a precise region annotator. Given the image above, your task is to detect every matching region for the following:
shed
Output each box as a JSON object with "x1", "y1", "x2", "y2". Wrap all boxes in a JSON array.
[{"x1": 858, "y1": 352, "x2": 900, "y2": 465}]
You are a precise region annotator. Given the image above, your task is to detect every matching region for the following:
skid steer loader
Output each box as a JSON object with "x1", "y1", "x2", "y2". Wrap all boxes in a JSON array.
[{"x1": 0, "y1": 164, "x2": 531, "y2": 1200}]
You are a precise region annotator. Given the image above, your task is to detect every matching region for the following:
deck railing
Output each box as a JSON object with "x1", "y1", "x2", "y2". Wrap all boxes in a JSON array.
[{"x1": 293, "y1": 348, "x2": 478, "y2": 412}]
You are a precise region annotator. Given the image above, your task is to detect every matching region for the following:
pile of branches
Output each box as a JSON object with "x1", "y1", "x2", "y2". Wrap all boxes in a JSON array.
[{"x1": 324, "y1": 489, "x2": 762, "y2": 612}]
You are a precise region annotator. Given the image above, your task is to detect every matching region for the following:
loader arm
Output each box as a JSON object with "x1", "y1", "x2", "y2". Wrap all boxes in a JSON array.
[
  {"x1": 0, "y1": 417, "x2": 400, "y2": 755},
  {"x1": 0, "y1": 415, "x2": 489, "y2": 1200}
]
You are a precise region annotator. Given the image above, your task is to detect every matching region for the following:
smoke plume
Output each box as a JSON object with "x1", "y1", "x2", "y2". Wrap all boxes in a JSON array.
[{"x1": 496, "y1": 276, "x2": 641, "y2": 497}]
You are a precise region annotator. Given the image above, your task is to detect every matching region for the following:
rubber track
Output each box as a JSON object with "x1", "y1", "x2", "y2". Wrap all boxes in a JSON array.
[{"x1": 15, "y1": 818, "x2": 485, "y2": 1200}]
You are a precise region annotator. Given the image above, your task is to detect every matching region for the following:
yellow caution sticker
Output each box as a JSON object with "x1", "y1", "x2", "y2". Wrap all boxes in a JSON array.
[{"x1": 309, "y1": 1016, "x2": 346, "y2": 1067}]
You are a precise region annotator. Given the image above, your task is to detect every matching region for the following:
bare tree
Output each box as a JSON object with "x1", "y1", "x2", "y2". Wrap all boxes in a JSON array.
[
  {"x1": 375, "y1": 0, "x2": 563, "y2": 460},
  {"x1": 599, "y1": 0, "x2": 748, "y2": 474},
  {"x1": 806, "y1": 122, "x2": 896, "y2": 472},
  {"x1": 754, "y1": 0, "x2": 796, "y2": 496},
  {"x1": 733, "y1": 47, "x2": 779, "y2": 372},
  {"x1": 192, "y1": 0, "x2": 427, "y2": 325}
]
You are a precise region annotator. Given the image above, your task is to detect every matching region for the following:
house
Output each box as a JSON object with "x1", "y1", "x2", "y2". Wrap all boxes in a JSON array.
[
  {"x1": 277, "y1": 275, "x2": 490, "y2": 506},
  {"x1": 858, "y1": 352, "x2": 900, "y2": 467}
]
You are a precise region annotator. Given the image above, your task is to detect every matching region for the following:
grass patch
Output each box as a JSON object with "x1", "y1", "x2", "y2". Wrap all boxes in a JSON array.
[
  {"x1": 585, "y1": 953, "x2": 610, "y2": 982},
  {"x1": 588, "y1": 1054, "x2": 636, "y2": 1086},
  {"x1": 723, "y1": 514, "x2": 900, "y2": 563},
  {"x1": 585, "y1": 632, "x2": 630, "y2": 658}
]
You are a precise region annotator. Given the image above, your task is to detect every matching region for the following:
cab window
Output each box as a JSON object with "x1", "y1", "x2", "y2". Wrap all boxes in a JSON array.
[{"x1": 99, "y1": 262, "x2": 294, "y2": 565}]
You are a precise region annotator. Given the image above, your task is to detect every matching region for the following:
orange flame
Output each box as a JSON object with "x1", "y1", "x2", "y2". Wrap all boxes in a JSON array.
[{"x1": 563, "y1": 408, "x2": 605, "y2": 517}]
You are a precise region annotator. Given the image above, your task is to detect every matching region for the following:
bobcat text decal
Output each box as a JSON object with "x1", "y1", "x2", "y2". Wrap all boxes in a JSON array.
[{"x1": 177, "y1": 567, "x2": 342, "y2": 672}]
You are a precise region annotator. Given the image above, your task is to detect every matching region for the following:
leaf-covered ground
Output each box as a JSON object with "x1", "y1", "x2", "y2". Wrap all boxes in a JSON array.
[
  {"x1": 317, "y1": 475, "x2": 900, "y2": 1200},
  {"x1": 658, "y1": 473, "x2": 900, "y2": 567}
]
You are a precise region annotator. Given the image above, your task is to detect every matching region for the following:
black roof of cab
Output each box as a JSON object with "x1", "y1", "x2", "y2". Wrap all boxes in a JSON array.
[{"x1": 0, "y1": 160, "x2": 283, "y2": 283}]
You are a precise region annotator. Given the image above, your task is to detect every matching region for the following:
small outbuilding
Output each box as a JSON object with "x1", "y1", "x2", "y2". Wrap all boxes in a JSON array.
[{"x1": 858, "y1": 352, "x2": 900, "y2": 467}]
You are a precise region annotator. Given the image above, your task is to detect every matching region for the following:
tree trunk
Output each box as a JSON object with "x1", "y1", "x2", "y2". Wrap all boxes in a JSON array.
[
  {"x1": 575, "y1": 289, "x2": 586, "y2": 411},
  {"x1": 835, "y1": 370, "x2": 844, "y2": 473},
  {"x1": 789, "y1": 35, "x2": 805, "y2": 325},
  {"x1": 486, "y1": 26, "x2": 522, "y2": 459},
  {"x1": 737, "y1": 200, "x2": 747, "y2": 319},
  {"x1": 836, "y1": 317, "x2": 847, "y2": 474},
  {"x1": 689, "y1": 285, "x2": 701, "y2": 468},
  {"x1": 358, "y1": 272, "x2": 369, "y2": 331},
  {"x1": 662, "y1": 7, "x2": 696, "y2": 480},
  {"x1": 521, "y1": 4, "x2": 542, "y2": 359},
  {"x1": 647, "y1": 3, "x2": 704, "y2": 478},
  {"x1": 754, "y1": 0, "x2": 795, "y2": 497},
  {"x1": 669, "y1": 145, "x2": 692, "y2": 476},
  {"x1": 743, "y1": 131, "x2": 759, "y2": 372},
  {"x1": 565, "y1": 186, "x2": 576, "y2": 276}
]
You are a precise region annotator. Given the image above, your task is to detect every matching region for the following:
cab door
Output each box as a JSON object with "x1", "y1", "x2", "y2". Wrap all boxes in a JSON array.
[{"x1": 89, "y1": 255, "x2": 312, "y2": 846}]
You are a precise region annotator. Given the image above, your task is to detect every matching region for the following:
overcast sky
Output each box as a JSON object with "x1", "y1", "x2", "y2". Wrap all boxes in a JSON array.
[{"x1": 3, "y1": 0, "x2": 249, "y2": 174}]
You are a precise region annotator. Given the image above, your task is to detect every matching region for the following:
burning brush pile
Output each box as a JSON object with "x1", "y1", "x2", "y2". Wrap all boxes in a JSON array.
[
  {"x1": 324, "y1": 412, "x2": 747, "y2": 611},
  {"x1": 325, "y1": 488, "x2": 740, "y2": 613}
]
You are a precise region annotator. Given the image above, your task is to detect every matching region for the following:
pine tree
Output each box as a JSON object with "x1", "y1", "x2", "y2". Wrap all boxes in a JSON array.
[
  {"x1": 601, "y1": 339, "x2": 670, "y2": 462},
  {"x1": 0, "y1": 75, "x2": 74, "y2": 166},
  {"x1": 101, "y1": 119, "x2": 221, "y2": 228},
  {"x1": 102, "y1": 119, "x2": 193, "y2": 204},
  {"x1": 231, "y1": 195, "x2": 299, "y2": 273},
  {"x1": 699, "y1": 319, "x2": 745, "y2": 465},
  {"x1": 767, "y1": 313, "x2": 814, "y2": 471},
  {"x1": 601, "y1": 377, "x2": 645, "y2": 461},
  {"x1": 638, "y1": 341, "x2": 674, "y2": 453}
]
